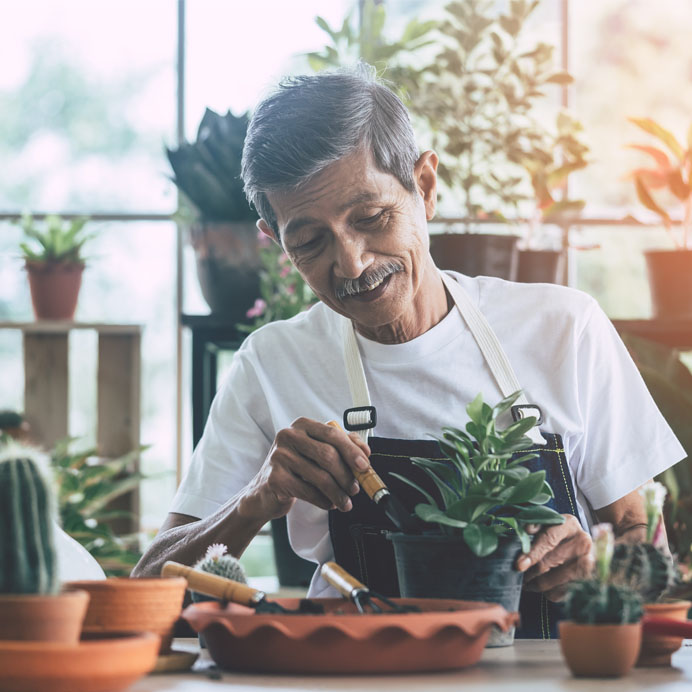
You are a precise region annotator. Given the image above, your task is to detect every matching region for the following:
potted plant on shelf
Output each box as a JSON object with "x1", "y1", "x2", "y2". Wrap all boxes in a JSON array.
[
  {"x1": 0, "y1": 439, "x2": 90, "y2": 643},
  {"x1": 388, "y1": 391, "x2": 564, "y2": 646},
  {"x1": 411, "y1": 0, "x2": 574, "y2": 280},
  {"x1": 16, "y1": 213, "x2": 93, "y2": 321},
  {"x1": 626, "y1": 116, "x2": 692, "y2": 318},
  {"x1": 559, "y1": 523, "x2": 643, "y2": 677},
  {"x1": 517, "y1": 111, "x2": 590, "y2": 284},
  {"x1": 610, "y1": 480, "x2": 690, "y2": 666},
  {"x1": 166, "y1": 108, "x2": 260, "y2": 319}
]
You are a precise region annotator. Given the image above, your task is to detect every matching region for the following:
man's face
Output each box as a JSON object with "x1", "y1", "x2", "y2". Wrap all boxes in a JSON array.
[{"x1": 260, "y1": 149, "x2": 440, "y2": 342}]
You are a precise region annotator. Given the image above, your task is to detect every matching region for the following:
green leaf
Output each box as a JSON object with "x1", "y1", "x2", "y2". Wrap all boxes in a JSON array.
[
  {"x1": 545, "y1": 72, "x2": 574, "y2": 85},
  {"x1": 629, "y1": 117, "x2": 684, "y2": 160},
  {"x1": 463, "y1": 523, "x2": 499, "y2": 556},
  {"x1": 515, "y1": 505, "x2": 565, "y2": 525},
  {"x1": 466, "y1": 393, "x2": 484, "y2": 426},
  {"x1": 415, "y1": 503, "x2": 467, "y2": 529},
  {"x1": 389, "y1": 472, "x2": 437, "y2": 506},
  {"x1": 503, "y1": 470, "x2": 546, "y2": 504},
  {"x1": 634, "y1": 176, "x2": 671, "y2": 227}
]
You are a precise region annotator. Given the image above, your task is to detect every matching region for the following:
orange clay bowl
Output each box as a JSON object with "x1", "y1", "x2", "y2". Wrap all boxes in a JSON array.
[
  {"x1": 66, "y1": 577, "x2": 187, "y2": 654},
  {"x1": 0, "y1": 631, "x2": 159, "y2": 692},
  {"x1": 183, "y1": 597, "x2": 519, "y2": 674}
]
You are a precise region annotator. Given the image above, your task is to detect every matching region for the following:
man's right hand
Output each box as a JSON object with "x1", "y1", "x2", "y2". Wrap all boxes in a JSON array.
[{"x1": 242, "y1": 417, "x2": 371, "y2": 521}]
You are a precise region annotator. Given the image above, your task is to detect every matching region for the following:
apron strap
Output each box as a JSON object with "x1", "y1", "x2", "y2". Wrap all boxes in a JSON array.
[{"x1": 342, "y1": 270, "x2": 545, "y2": 445}]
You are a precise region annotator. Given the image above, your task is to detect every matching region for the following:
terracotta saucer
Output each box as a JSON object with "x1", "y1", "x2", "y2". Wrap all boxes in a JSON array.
[
  {"x1": 183, "y1": 597, "x2": 519, "y2": 674},
  {"x1": 152, "y1": 648, "x2": 199, "y2": 673},
  {"x1": 0, "y1": 631, "x2": 159, "y2": 692}
]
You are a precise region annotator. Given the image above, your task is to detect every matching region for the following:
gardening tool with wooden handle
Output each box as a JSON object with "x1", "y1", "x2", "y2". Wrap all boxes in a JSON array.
[
  {"x1": 320, "y1": 561, "x2": 419, "y2": 614},
  {"x1": 326, "y1": 420, "x2": 421, "y2": 534},
  {"x1": 642, "y1": 616, "x2": 692, "y2": 638},
  {"x1": 162, "y1": 561, "x2": 323, "y2": 614}
]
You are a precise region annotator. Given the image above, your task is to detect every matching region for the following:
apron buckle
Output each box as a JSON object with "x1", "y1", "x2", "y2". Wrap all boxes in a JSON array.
[
  {"x1": 511, "y1": 404, "x2": 543, "y2": 426},
  {"x1": 343, "y1": 406, "x2": 377, "y2": 431}
]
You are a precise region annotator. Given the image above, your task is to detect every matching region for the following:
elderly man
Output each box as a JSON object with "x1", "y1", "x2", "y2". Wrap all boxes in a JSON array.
[{"x1": 134, "y1": 67, "x2": 683, "y2": 637}]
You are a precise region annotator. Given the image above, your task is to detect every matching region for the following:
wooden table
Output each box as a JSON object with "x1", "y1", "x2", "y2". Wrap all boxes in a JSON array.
[{"x1": 132, "y1": 639, "x2": 692, "y2": 691}]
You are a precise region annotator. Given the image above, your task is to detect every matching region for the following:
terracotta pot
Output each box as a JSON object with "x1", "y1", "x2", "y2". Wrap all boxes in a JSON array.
[
  {"x1": 189, "y1": 221, "x2": 261, "y2": 317},
  {"x1": 559, "y1": 621, "x2": 642, "y2": 677},
  {"x1": 644, "y1": 249, "x2": 692, "y2": 319},
  {"x1": 25, "y1": 261, "x2": 84, "y2": 320},
  {"x1": 0, "y1": 631, "x2": 159, "y2": 692},
  {"x1": 430, "y1": 233, "x2": 520, "y2": 280},
  {"x1": 638, "y1": 600, "x2": 692, "y2": 666},
  {"x1": 66, "y1": 577, "x2": 186, "y2": 654},
  {"x1": 0, "y1": 589, "x2": 89, "y2": 643}
]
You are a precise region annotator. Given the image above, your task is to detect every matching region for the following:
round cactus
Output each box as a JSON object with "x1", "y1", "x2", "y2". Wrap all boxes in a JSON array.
[
  {"x1": 610, "y1": 542, "x2": 677, "y2": 603},
  {"x1": 0, "y1": 442, "x2": 58, "y2": 594},
  {"x1": 564, "y1": 579, "x2": 643, "y2": 625},
  {"x1": 194, "y1": 543, "x2": 247, "y2": 583}
]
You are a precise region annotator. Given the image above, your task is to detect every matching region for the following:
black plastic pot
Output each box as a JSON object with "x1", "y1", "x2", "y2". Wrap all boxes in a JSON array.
[
  {"x1": 644, "y1": 249, "x2": 692, "y2": 319},
  {"x1": 516, "y1": 249, "x2": 564, "y2": 284},
  {"x1": 429, "y1": 233, "x2": 520, "y2": 280},
  {"x1": 388, "y1": 532, "x2": 525, "y2": 646},
  {"x1": 189, "y1": 221, "x2": 261, "y2": 317}
]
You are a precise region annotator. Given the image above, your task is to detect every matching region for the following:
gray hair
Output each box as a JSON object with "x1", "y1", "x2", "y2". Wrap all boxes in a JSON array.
[{"x1": 241, "y1": 64, "x2": 420, "y2": 236}]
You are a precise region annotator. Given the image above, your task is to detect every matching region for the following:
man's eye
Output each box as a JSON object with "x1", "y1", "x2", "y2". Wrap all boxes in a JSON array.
[
  {"x1": 358, "y1": 211, "x2": 385, "y2": 225},
  {"x1": 292, "y1": 237, "x2": 321, "y2": 252}
]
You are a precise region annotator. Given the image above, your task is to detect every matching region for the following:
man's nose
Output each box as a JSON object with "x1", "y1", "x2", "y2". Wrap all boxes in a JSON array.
[{"x1": 332, "y1": 231, "x2": 373, "y2": 279}]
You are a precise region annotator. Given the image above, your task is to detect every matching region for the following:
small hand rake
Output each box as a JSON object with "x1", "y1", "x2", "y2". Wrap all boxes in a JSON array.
[{"x1": 320, "y1": 561, "x2": 419, "y2": 614}]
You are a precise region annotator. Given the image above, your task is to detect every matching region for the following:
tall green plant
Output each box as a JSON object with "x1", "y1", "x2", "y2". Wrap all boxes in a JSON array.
[
  {"x1": 51, "y1": 439, "x2": 151, "y2": 576},
  {"x1": 392, "y1": 391, "x2": 564, "y2": 557},
  {"x1": 17, "y1": 213, "x2": 92, "y2": 264}
]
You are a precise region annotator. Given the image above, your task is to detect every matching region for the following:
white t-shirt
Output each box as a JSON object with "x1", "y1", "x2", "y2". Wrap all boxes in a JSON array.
[{"x1": 172, "y1": 272, "x2": 684, "y2": 596}]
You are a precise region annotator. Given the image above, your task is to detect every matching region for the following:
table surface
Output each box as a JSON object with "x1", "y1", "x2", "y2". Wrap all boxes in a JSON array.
[{"x1": 131, "y1": 639, "x2": 692, "y2": 692}]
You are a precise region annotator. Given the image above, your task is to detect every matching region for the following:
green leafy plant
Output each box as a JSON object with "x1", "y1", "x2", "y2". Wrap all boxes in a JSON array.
[
  {"x1": 409, "y1": 0, "x2": 573, "y2": 222},
  {"x1": 391, "y1": 391, "x2": 564, "y2": 557},
  {"x1": 166, "y1": 108, "x2": 257, "y2": 223},
  {"x1": 626, "y1": 117, "x2": 692, "y2": 249},
  {"x1": 564, "y1": 523, "x2": 643, "y2": 624},
  {"x1": 17, "y1": 214, "x2": 92, "y2": 264},
  {"x1": 51, "y1": 438, "x2": 151, "y2": 576},
  {"x1": 306, "y1": 0, "x2": 436, "y2": 102},
  {"x1": 237, "y1": 233, "x2": 317, "y2": 333},
  {"x1": 0, "y1": 440, "x2": 59, "y2": 594}
]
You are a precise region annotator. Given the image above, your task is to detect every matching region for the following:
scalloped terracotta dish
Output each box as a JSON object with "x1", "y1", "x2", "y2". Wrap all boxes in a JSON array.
[
  {"x1": 183, "y1": 597, "x2": 518, "y2": 674},
  {"x1": 0, "y1": 631, "x2": 159, "y2": 692}
]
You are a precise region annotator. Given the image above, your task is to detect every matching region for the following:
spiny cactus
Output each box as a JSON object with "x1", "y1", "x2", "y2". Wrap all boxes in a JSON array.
[
  {"x1": 194, "y1": 543, "x2": 247, "y2": 583},
  {"x1": 563, "y1": 580, "x2": 643, "y2": 625},
  {"x1": 610, "y1": 542, "x2": 677, "y2": 603},
  {"x1": 0, "y1": 442, "x2": 59, "y2": 594}
]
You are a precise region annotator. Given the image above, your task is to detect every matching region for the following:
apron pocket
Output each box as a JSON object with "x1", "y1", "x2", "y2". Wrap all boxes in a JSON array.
[{"x1": 348, "y1": 524, "x2": 400, "y2": 597}]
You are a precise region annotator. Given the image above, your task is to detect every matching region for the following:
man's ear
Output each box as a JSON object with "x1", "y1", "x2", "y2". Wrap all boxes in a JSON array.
[
  {"x1": 413, "y1": 150, "x2": 438, "y2": 221},
  {"x1": 257, "y1": 218, "x2": 281, "y2": 246}
]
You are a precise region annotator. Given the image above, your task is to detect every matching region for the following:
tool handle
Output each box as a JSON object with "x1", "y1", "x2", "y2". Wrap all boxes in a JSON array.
[
  {"x1": 643, "y1": 616, "x2": 692, "y2": 638},
  {"x1": 326, "y1": 420, "x2": 388, "y2": 499},
  {"x1": 321, "y1": 561, "x2": 369, "y2": 599},
  {"x1": 162, "y1": 561, "x2": 262, "y2": 607}
]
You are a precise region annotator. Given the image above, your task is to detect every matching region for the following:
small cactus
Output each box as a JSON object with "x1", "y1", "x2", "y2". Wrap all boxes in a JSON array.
[
  {"x1": 194, "y1": 543, "x2": 247, "y2": 583},
  {"x1": 0, "y1": 442, "x2": 59, "y2": 594},
  {"x1": 563, "y1": 579, "x2": 643, "y2": 625},
  {"x1": 610, "y1": 542, "x2": 677, "y2": 603}
]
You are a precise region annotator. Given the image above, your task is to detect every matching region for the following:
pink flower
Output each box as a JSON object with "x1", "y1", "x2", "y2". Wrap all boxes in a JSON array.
[
  {"x1": 257, "y1": 230, "x2": 271, "y2": 248},
  {"x1": 280, "y1": 265, "x2": 292, "y2": 278},
  {"x1": 286, "y1": 284, "x2": 295, "y2": 294},
  {"x1": 246, "y1": 298, "x2": 267, "y2": 318}
]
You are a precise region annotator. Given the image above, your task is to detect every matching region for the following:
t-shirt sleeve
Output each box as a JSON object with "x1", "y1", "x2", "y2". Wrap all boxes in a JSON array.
[
  {"x1": 571, "y1": 301, "x2": 685, "y2": 510},
  {"x1": 170, "y1": 346, "x2": 273, "y2": 519}
]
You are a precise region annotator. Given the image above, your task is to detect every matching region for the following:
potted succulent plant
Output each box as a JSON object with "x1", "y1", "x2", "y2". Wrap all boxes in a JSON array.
[
  {"x1": 412, "y1": 0, "x2": 574, "y2": 280},
  {"x1": 517, "y1": 111, "x2": 590, "y2": 284},
  {"x1": 0, "y1": 440, "x2": 90, "y2": 643},
  {"x1": 559, "y1": 523, "x2": 643, "y2": 677},
  {"x1": 166, "y1": 108, "x2": 260, "y2": 319},
  {"x1": 388, "y1": 391, "x2": 564, "y2": 645},
  {"x1": 16, "y1": 213, "x2": 93, "y2": 321},
  {"x1": 610, "y1": 480, "x2": 690, "y2": 666},
  {"x1": 626, "y1": 116, "x2": 692, "y2": 318}
]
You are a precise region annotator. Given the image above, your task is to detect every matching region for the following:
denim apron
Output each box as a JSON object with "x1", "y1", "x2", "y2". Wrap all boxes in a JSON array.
[{"x1": 328, "y1": 271, "x2": 582, "y2": 639}]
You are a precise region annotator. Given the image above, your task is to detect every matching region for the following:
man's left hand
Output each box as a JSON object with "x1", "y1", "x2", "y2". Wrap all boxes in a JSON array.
[{"x1": 515, "y1": 514, "x2": 593, "y2": 602}]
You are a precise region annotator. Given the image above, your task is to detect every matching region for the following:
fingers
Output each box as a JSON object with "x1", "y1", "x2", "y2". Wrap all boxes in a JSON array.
[
  {"x1": 516, "y1": 514, "x2": 587, "y2": 572},
  {"x1": 523, "y1": 553, "x2": 594, "y2": 601}
]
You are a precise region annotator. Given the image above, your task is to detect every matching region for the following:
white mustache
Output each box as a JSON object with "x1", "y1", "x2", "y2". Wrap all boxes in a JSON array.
[{"x1": 335, "y1": 260, "x2": 404, "y2": 299}]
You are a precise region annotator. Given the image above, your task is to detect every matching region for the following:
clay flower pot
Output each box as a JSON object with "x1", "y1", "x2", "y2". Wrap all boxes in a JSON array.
[
  {"x1": 25, "y1": 261, "x2": 84, "y2": 321},
  {"x1": 638, "y1": 600, "x2": 692, "y2": 667},
  {"x1": 559, "y1": 621, "x2": 642, "y2": 677},
  {"x1": 0, "y1": 589, "x2": 89, "y2": 643},
  {"x1": 66, "y1": 577, "x2": 186, "y2": 654}
]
